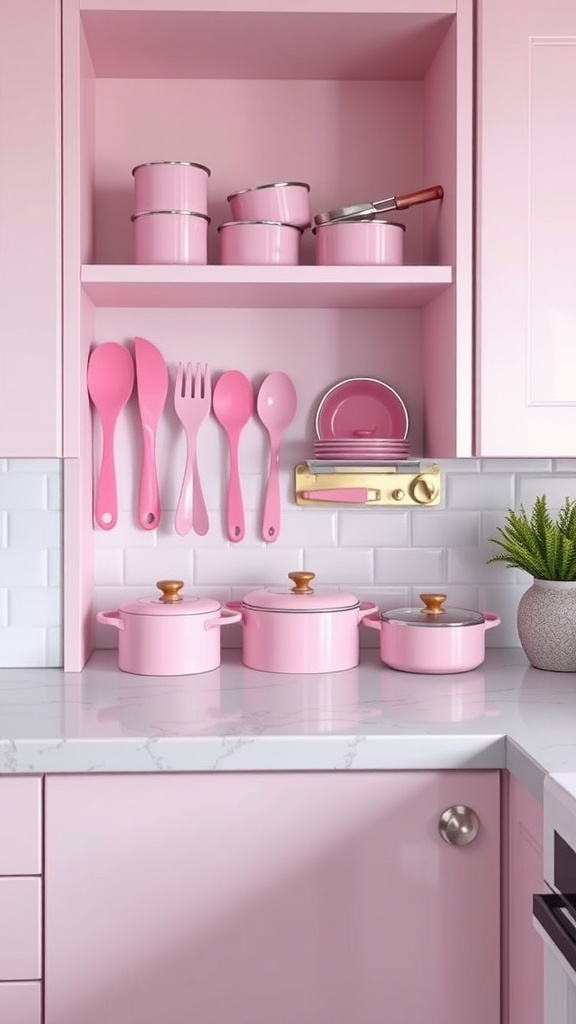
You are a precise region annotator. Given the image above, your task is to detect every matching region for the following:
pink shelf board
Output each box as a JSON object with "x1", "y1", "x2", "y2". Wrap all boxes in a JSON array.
[
  {"x1": 80, "y1": 264, "x2": 453, "y2": 308},
  {"x1": 80, "y1": 8, "x2": 455, "y2": 80}
]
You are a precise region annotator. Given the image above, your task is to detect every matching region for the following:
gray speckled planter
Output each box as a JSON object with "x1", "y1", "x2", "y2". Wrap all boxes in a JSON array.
[{"x1": 517, "y1": 578, "x2": 576, "y2": 672}]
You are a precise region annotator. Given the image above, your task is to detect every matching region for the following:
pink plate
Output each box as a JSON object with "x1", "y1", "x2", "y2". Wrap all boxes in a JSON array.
[
  {"x1": 314, "y1": 451, "x2": 410, "y2": 459},
  {"x1": 315, "y1": 377, "x2": 409, "y2": 440}
]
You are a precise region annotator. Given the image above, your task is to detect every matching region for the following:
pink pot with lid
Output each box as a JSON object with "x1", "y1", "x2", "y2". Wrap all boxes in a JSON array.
[
  {"x1": 97, "y1": 580, "x2": 241, "y2": 676},
  {"x1": 363, "y1": 593, "x2": 500, "y2": 674},
  {"x1": 227, "y1": 571, "x2": 378, "y2": 674}
]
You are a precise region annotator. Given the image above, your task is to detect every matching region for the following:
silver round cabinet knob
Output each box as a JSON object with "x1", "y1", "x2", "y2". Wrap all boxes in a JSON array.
[{"x1": 438, "y1": 805, "x2": 479, "y2": 846}]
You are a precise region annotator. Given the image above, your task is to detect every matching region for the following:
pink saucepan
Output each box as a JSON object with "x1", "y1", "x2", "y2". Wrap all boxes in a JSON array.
[
  {"x1": 363, "y1": 593, "x2": 500, "y2": 674},
  {"x1": 227, "y1": 571, "x2": 378, "y2": 674},
  {"x1": 97, "y1": 579, "x2": 241, "y2": 676}
]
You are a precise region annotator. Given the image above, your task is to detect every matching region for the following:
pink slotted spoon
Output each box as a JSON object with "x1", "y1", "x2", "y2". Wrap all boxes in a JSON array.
[{"x1": 87, "y1": 343, "x2": 135, "y2": 530}]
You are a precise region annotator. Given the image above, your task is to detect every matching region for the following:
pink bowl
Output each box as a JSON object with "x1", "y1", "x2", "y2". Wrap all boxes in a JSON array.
[
  {"x1": 218, "y1": 220, "x2": 302, "y2": 266},
  {"x1": 132, "y1": 161, "x2": 210, "y2": 215},
  {"x1": 227, "y1": 182, "x2": 311, "y2": 228},
  {"x1": 314, "y1": 218, "x2": 405, "y2": 266},
  {"x1": 132, "y1": 210, "x2": 210, "y2": 265}
]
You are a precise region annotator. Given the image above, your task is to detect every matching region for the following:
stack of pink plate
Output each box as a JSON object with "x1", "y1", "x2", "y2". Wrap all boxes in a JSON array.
[
  {"x1": 313, "y1": 437, "x2": 410, "y2": 461},
  {"x1": 313, "y1": 376, "x2": 410, "y2": 461}
]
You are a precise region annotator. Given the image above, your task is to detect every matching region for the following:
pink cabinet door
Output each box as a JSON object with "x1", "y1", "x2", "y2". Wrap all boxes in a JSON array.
[
  {"x1": 45, "y1": 771, "x2": 500, "y2": 1024},
  {"x1": 505, "y1": 773, "x2": 544, "y2": 1024},
  {"x1": 0, "y1": 879, "x2": 41, "y2": 980},
  {"x1": 0, "y1": 778, "x2": 42, "y2": 876},
  {"x1": 0, "y1": 0, "x2": 61, "y2": 457},
  {"x1": 477, "y1": 0, "x2": 576, "y2": 456},
  {"x1": 0, "y1": 983, "x2": 41, "y2": 1024}
]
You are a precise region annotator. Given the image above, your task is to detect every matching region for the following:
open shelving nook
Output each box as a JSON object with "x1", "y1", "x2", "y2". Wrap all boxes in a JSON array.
[{"x1": 62, "y1": 0, "x2": 473, "y2": 670}]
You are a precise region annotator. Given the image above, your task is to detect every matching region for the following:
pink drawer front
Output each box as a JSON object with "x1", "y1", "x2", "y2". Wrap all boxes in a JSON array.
[
  {"x1": 0, "y1": 778, "x2": 41, "y2": 875},
  {"x1": 0, "y1": 878, "x2": 41, "y2": 980},
  {"x1": 0, "y1": 982, "x2": 40, "y2": 1024}
]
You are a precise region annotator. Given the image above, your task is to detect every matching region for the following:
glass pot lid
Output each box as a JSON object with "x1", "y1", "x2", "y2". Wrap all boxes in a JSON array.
[
  {"x1": 242, "y1": 572, "x2": 360, "y2": 613},
  {"x1": 120, "y1": 580, "x2": 221, "y2": 616},
  {"x1": 381, "y1": 594, "x2": 485, "y2": 627}
]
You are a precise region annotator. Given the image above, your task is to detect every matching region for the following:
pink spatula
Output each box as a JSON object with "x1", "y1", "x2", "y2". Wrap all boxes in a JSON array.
[
  {"x1": 87, "y1": 343, "x2": 134, "y2": 530},
  {"x1": 213, "y1": 370, "x2": 254, "y2": 542},
  {"x1": 134, "y1": 336, "x2": 168, "y2": 530}
]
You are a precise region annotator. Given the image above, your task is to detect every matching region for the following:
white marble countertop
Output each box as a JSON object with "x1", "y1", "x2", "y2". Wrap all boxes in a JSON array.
[{"x1": 1, "y1": 648, "x2": 576, "y2": 798}]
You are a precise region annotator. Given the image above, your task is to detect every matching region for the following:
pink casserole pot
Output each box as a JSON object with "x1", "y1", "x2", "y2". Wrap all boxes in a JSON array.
[
  {"x1": 132, "y1": 161, "x2": 211, "y2": 215},
  {"x1": 218, "y1": 220, "x2": 302, "y2": 265},
  {"x1": 363, "y1": 593, "x2": 500, "y2": 674},
  {"x1": 314, "y1": 218, "x2": 405, "y2": 266},
  {"x1": 227, "y1": 181, "x2": 311, "y2": 228},
  {"x1": 227, "y1": 571, "x2": 378, "y2": 674},
  {"x1": 96, "y1": 579, "x2": 241, "y2": 676}
]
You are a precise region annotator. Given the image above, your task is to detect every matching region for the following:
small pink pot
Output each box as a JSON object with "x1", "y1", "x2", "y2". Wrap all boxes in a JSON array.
[
  {"x1": 96, "y1": 580, "x2": 241, "y2": 676},
  {"x1": 314, "y1": 218, "x2": 405, "y2": 266},
  {"x1": 227, "y1": 571, "x2": 377, "y2": 674},
  {"x1": 363, "y1": 594, "x2": 500, "y2": 674},
  {"x1": 132, "y1": 161, "x2": 210, "y2": 215},
  {"x1": 132, "y1": 210, "x2": 210, "y2": 265},
  {"x1": 227, "y1": 182, "x2": 311, "y2": 228},
  {"x1": 218, "y1": 220, "x2": 302, "y2": 265}
]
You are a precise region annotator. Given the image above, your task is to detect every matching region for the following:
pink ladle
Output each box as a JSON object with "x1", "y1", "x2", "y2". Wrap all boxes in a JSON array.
[
  {"x1": 256, "y1": 371, "x2": 297, "y2": 542},
  {"x1": 213, "y1": 370, "x2": 254, "y2": 542},
  {"x1": 87, "y1": 343, "x2": 134, "y2": 530}
]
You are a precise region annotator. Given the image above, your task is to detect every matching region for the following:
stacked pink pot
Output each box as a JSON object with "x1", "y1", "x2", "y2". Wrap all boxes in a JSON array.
[
  {"x1": 131, "y1": 160, "x2": 211, "y2": 264},
  {"x1": 219, "y1": 181, "x2": 311, "y2": 265}
]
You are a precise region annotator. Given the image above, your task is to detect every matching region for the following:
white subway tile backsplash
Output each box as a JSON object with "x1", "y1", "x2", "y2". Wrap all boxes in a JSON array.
[
  {"x1": 339, "y1": 511, "x2": 408, "y2": 547},
  {"x1": 195, "y1": 547, "x2": 302, "y2": 587},
  {"x1": 94, "y1": 548, "x2": 124, "y2": 586},
  {"x1": 0, "y1": 628, "x2": 48, "y2": 668},
  {"x1": 411, "y1": 510, "x2": 479, "y2": 547},
  {"x1": 375, "y1": 547, "x2": 444, "y2": 585},
  {"x1": 0, "y1": 549, "x2": 47, "y2": 587},
  {"x1": 8, "y1": 510, "x2": 60, "y2": 549},
  {"x1": 9, "y1": 587, "x2": 61, "y2": 628},
  {"x1": 516, "y1": 475, "x2": 576, "y2": 511},
  {"x1": 0, "y1": 461, "x2": 61, "y2": 666},
  {"x1": 124, "y1": 547, "x2": 194, "y2": 586},
  {"x1": 0, "y1": 473, "x2": 47, "y2": 510},
  {"x1": 447, "y1": 472, "x2": 514, "y2": 510},
  {"x1": 305, "y1": 548, "x2": 374, "y2": 584},
  {"x1": 5, "y1": 454, "x2": 576, "y2": 667}
]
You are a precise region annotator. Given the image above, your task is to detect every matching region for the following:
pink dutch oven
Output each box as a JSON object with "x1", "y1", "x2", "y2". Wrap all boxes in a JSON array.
[
  {"x1": 227, "y1": 571, "x2": 378, "y2": 674},
  {"x1": 363, "y1": 594, "x2": 500, "y2": 674},
  {"x1": 97, "y1": 580, "x2": 241, "y2": 676}
]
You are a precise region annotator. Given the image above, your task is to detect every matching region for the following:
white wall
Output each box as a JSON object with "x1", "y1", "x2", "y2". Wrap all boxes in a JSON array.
[{"x1": 2, "y1": 456, "x2": 576, "y2": 667}]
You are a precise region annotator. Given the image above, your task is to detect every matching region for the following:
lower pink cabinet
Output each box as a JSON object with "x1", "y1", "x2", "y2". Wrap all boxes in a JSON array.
[
  {"x1": 505, "y1": 773, "x2": 544, "y2": 1024},
  {"x1": 44, "y1": 771, "x2": 500, "y2": 1024},
  {"x1": 0, "y1": 983, "x2": 41, "y2": 1024}
]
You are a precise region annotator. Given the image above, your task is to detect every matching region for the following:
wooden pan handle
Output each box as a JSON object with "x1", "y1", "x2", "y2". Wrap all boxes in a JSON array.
[{"x1": 395, "y1": 185, "x2": 444, "y2": 210}]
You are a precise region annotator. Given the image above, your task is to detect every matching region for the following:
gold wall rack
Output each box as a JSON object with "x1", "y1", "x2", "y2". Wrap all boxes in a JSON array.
[{"x1": 294, "y1": 462, "x2": 441, "y2": 507}]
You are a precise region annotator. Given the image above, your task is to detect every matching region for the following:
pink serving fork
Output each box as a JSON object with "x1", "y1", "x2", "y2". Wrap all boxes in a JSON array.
[{"x1": 174, "y1": 362, "x2": 211, "y2": 536}]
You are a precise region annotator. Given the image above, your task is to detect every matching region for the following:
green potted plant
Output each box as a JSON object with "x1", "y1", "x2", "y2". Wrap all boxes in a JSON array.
[{"x1": 488, "y1": 495, "x2": 576, "y2": 671}]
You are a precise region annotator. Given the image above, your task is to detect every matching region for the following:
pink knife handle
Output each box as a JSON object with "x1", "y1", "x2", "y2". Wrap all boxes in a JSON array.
[
  {"x1": 138, "y1": 426, "x2": 160, "y2": 530},
  {"x1": 262, "y1": 439, "x2": 280, "y2": 542},
  {"x1": 301, "y1": 488, "x2": 375, "y2": 503},
  {"x1": 227, "y1": 432, "x2": 245, "y2": 542},
  {"x1": 95, "y1": 422, "x2": 118, "y2": 529}
]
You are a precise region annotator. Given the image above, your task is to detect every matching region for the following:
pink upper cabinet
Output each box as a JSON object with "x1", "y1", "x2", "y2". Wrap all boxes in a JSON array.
[
  {"x1": 0, "y1": 0, "x2": 61, "y2": 457},
  {"x1": 476, "y1": 0, "x2": 576, "y2": 456}
]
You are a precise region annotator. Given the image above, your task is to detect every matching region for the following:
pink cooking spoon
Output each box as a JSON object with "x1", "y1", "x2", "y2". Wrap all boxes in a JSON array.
[
  {"x1": 256, "y1": 372, "x2": 297, "y2": 543},
  {"x1": 212, "y1": 370, "x2": 254, "y2": 542},
  {"x1": 87, "y1": 343, "x2": 135, "y2": 530}
]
